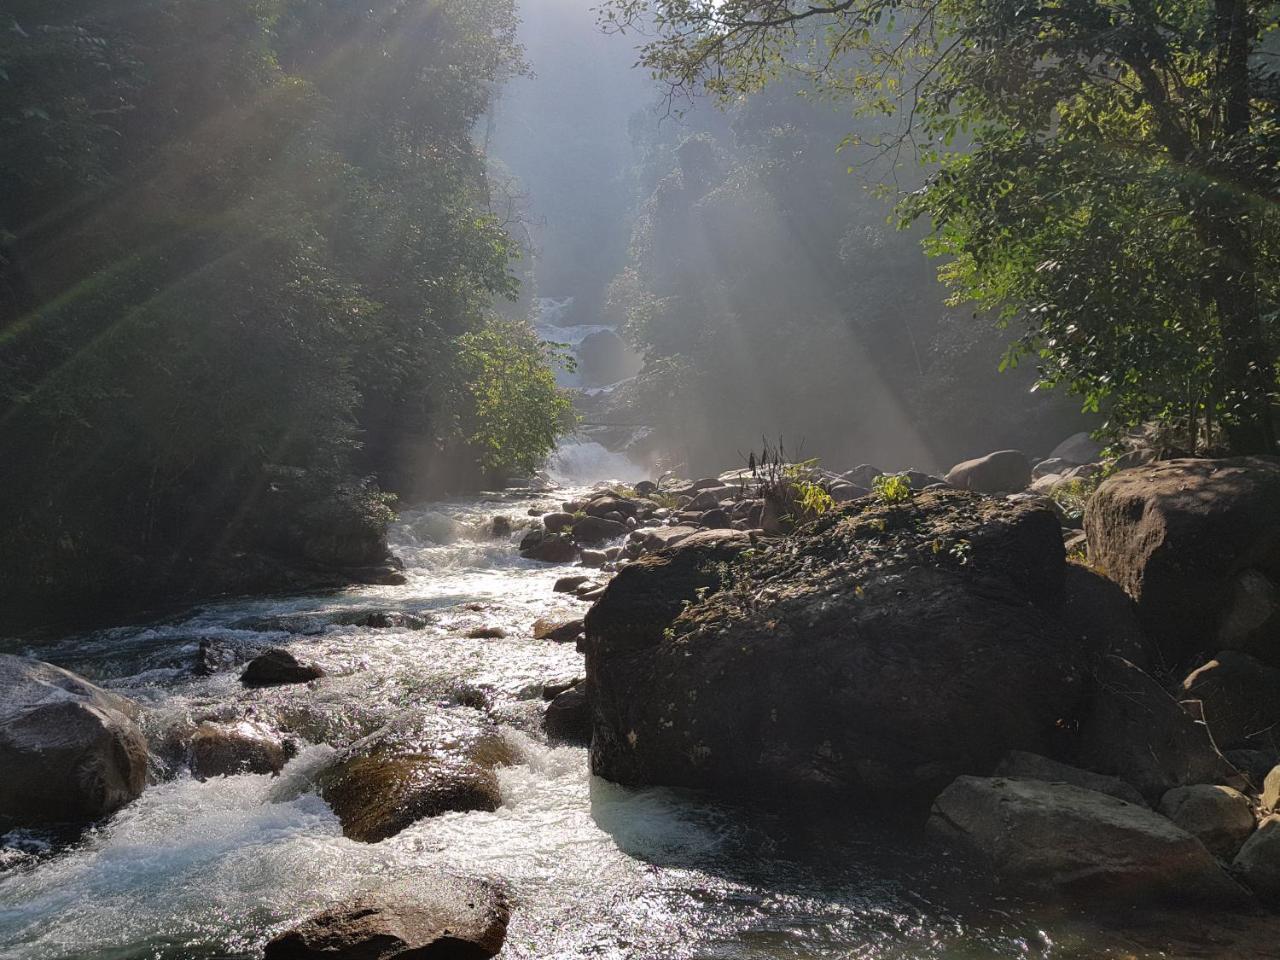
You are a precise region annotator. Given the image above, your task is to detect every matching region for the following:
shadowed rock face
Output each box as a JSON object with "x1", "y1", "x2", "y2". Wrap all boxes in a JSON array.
[
  {"x1": 1085, "y1": 457, "x2": 1280, "y2": 668},
  {"x1": 263, "y1": 876, "x2": 509, "y2": 959},
  {"x1": 316, "y1": 714, "x2": 514, "y2": 844},
  {"x1": 929, "y1": 776, "x2": 1249, "y2": 906},
  {"x1": 0, "y1": 654, "x2": 149, "y2": 827},
  {"x1": 584, "y1": 491, "x2": 1084, "y2": 811}
]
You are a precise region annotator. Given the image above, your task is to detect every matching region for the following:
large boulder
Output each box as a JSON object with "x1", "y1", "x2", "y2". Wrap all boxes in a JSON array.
[
  {"x1": 945, "y1": 450, "x2": 1032, "y2": 494},
  {"x1": 0, "y1": 655, "x2": 149, "y2": 826},
  {"x1": 1158, "y1": 785, "x2": 1255, "y2": 860},
  {"x1": 544, "y1": 685, "x2": 591, "y2": 744},
  {"x1": 1075, "y1": 656, "x2": 1242, "y2": 804},
  {"x1": 571, "y1": 515, "x2": 629, "y2": 545},
  {"x1": 189, "y1": 719, "x2": 293, "y2": 780},
  {"x1": 993, "y1": 750, "x2": 1146, "y2": 806},
  {"x1": 1059, "y1": 563, "x2": 1152, "y2": 668},
  {"x1": 1084, "y1": 457, "x2": 1280, "y2": 667},
  {"x1": 519, "y1": 530, "x2": 578, "y2": 563},
  {"x1": 585, "y1": 491, "x2": 1084, "y2": 809},
  {"x1": 929, "y1": 776, "x2": 1248, "y2": 905},
  {"x1": 1182, "y1": 651, "x2": 1280, "y2": 751},
  {"x1": 241, "y1": 649, "x2": 324, "y2": 687},
  {"x1": 316, "y1": 714, "x2": 513, "y2": 843},
  {"x1": 1049, "y1": 432, "x2": 1105, "y2": 465},
  {"x1": 263, "y1": 876, "x2": 509, "y2": 959},
  {"x1": 1232, "y1": 815, "x2": 1280, "y2": 902}
]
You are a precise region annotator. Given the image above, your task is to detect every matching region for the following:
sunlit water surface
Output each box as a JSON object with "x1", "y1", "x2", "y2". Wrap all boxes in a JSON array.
[{"x1": 0, "y1": 446, "x2": 1188, "y2": 959}]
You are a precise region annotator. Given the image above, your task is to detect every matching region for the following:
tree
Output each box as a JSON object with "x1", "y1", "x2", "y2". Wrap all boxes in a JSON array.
[{"x1": 601, "y1": 0, "x2": 1280, "y2": 453}]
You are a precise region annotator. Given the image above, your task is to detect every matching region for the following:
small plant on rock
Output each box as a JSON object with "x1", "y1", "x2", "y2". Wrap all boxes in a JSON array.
[{"x1": 872, "y1": 473, "x2": 913, "y2": 505}]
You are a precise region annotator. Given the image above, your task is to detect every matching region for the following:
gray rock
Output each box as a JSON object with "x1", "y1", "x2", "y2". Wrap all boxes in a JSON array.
[
  {"x1": 929, "y1": 776, "x2": 1248, "y2": 905},
  {"x1": 571, "y1": 514, "x2": 629, "y2": 544},
  {"x1": 994, "y1": 750, "x2": 1146, "y2": 806},
  {"x1": 580, "y1": 549, "x2": 608, "y2": 568},
  {"x1": 240, "y1": 649, "x2": 324, "y2": 687},
  {"x1": 1232, "y1": 814, "x2": 1280, "y2": 901},
  {"x1": 945, "y1": 450, "x2": 1032, "y2": 494},
  {"x1": 263, "y1": 876, "x2": 509, "y2": 959},
  {"x1": 1049, "y1": 432, "x2": 1105, "y2": 465},
  {"x1": 1158, "y1": 785, "x2": 1256, "y2": 860},
  {"x1": 519, "y1": 531, "x2": 578, "y2": 563},
  {"x1": 553, "y1": 575, "x2": 592, "y2": 594},
  {"x1": 0, "y1": 655, "x2": 149, "y2": 826},
  {"x1": 544, "y1": 512, "x2": 574, "y2": 533}
]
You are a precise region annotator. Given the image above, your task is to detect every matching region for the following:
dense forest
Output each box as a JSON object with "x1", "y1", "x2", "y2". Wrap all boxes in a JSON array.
[{"x1": 0, "y1": 0, "x2": 570, "y2": 626}]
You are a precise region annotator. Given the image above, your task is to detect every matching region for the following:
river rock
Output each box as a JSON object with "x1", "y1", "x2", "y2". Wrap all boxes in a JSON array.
[
  {"x1": 585, "y1": 491, "x2": 1083, "y2": 809},
  {"x1": 263, "y1": 876, "x2": 509, "y2": 959},
  {"x1": 554, "y1": 575, "x2": 592, "y2": 594},
  {"x1": 544, "y1": 685, "x2": 591, "y2": 744},
  {"x1": 1182, "y1": 651, "x2": 1280, "y2": 751},
  {"x1": 0, "y1": 655, "x2": 149, "y2": 826},
  {"x1": 1233, "y1": 815, "x2": 1280, "y2": 901},
  {"x1": 572, "y1": 515, "x2": 629, "y2": 544},
  {"x1": 241, "y1": 648, "x2": 324, "y2": 687},
  {"x1": 1049, "y1": 432, "x2": 1105, "y2": 465},
  {"x1": 1076, "y1": 656, "x2": 1241, "y2": 804},
  {"x1": 1084, "y1": 457, "x2": 1280, "y2": 667},
  {"x1": 1059, "y1": 564, "x2": 1152, "y2": 668},
  {"x1": 945, "y1": 450, "x2": 1031, "y2": 493},
  {"x1": 585, "y1": 496, "x2": 640, "y2": 519},
  {"x1": 929, "y1": 776, "x2": 1248, "y2": 905},
  {"x1": 544, "y1": 512, "x2": 574, "y2": 533},
  {"x1": 520, "y1": 531, "x2": 578, "y2": 563},
  {"x1": 317, "y1": 714, "x2": 512, "y2": 843},
  {"x1": 532, "y1": 617, "x2": 584, "y2": 644},
  {"x1": 1158, "y1": 785, "x2": 1256, "y2": 860},
  {"x1": 993, "y1": 750, "x2": 1146, "y2": 806},
  {"x1": 189, "y1": 719, "x2": 292, "y2": 780}
]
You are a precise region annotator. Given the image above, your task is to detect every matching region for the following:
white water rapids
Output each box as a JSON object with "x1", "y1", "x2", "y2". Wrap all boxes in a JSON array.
[{"x1": 0, "y1": 447, "x2": 1144, "y2": 959}]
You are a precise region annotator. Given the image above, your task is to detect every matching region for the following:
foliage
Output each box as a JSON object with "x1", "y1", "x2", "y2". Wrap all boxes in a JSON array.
[
  {"x1": 0, "y1": 0, "x2": 566, "y2": 625},
  {"x1": 872, "y1": 473, "x2": 913, "y2": 505},
  {"x1": 600, "y1": 0, "x2": 1280, "y2": 455}
]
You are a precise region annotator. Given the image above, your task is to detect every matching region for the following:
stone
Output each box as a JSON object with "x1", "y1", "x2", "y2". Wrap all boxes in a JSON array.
[
  {"x1": 571, "y1": 515, "x2": 629, "y2": 544},
  {"x1": 1232, "y1": 815, "x2": 1280, "y2": 902},
  {"x1": 688, "y1": 487, "x2": 734, "y2": 511},
  {"x1": 464, "y1": 626, "x2": 507, "y2": 640},
  {"x1": 1264, "y1": 766, "x2": 1280, "y2": 812},
  {"x1": 580, "y1": 549, "x2": 607, "y2": 568},
  {"x1": 634, "y1": 480, "x2": 658, "y2": 497},
  {"x1": 945, "y1": 450, "x2": 1032, "y2": 494},
  {"x1": 1049, "y1": 432, "x2": 1105, "y2": 465},
  {"x1": 1158, "y1": 785, "x2": 1256, "y2": 859},
  {"x1": 240, "y1": 649, "x2": 324, "y2": 687},
  {"x1": 1059, "y1": 563, "x2": 1152, "y2": 668},
  {"x1": 929, "y1": 776, "x2": 1247, "y2": 905},
  {"x1": 1225, "y1": 749, "x2": 1280, "y2": 789},
  {"x1": 490, "y1": 516, "x2": 513, "y2": 539},
  {"x1": 544, "y1": 685, "x2": 591, "y2": 744},
  {"x1": 993, "y1": 750, "x2": 1146, "y2": 806},
  {"x1": 1033, "y1": 457, "x2": 1075, "y2": 479},
  {"x1": 584, "y1": 496, "x2": 640, "y2": 519},
  {"x1": 543, "y1": 512, "x2": 574, "y2": 533},
  {"x1": 1182, "y1": 651, "x2": 1280, "y2": 751},
  {"x1": 0, "y1": 655, "x2": 148, "y2": 826},
  {"x1": 698, "y1": 508, "x2": 731, "y2": 529},
  {"x1": 263, "y1": 876, "x2": 509, "y2": 959},
  {"x1": 519, "y1": 531, "x2": 578, "y2": 564},
  {"x1": 585, "y1": 491, "x2": 1082, "y2": 809},
  {"x1": 1076, "y1": 656, "x2": 1242, "y2": 804},
  {"x1": 842, "y1": 465, "x2": 883, "y2": 488},
  {"x1": 190, "y1": 719, "x2": 292, "y2": 780},
  {"x1": 1084, "y1": 457, "x2": 1280, "y2": 667},
  {"x1": 641, "y1": 525, "x2": 701, "y2": 551},
  {"x1": 554, "y1": 575, "x2": 592, "y2": 594},
  {"x1": 316, "y1": 715, "x2": 511, "y2": 844},
  {"x1": 531, "y1": 618, "x2": 584, "y2": 644}
]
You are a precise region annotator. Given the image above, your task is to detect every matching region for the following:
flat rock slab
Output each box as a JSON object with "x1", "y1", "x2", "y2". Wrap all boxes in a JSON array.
[{"x1": 930, "y1": 776, "x2": 1249, "y2": 906}]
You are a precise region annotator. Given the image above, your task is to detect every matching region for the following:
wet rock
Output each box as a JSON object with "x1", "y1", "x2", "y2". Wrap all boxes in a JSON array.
[
  {"x1": 1084, "y1": 457, "x2": 1280, "y2": 667},
  {"x1": 586, "y1": 492, "x2": 1082, "y2": 809},
  {"x1": 554, "y1": 575, "x2": 592, "y2": 594},
  {"x1": 490, "y1": 516, "x2": 513, "y2": 539},
  {"x1": 520, "y1": 531, "x2": 578, "y2": 563},
  {"x1": 240, "y1": 649, "x2": 324, "y2": 687},
  {"x1": 571, "y1": 515, "x2": 629, "y2": 544},
  {"x1": 317, "y1": 715, "x2": 511, "y2": 843},
  {"x1": 341, "y1": 610, "x2": 429, "y2": 630},
  {"x1": 189, "y1": 719, "x2": 292, "y2": 780},
  {"x1": 531, "y1": 618, "x2": 584, "y2": 644},
  {"x1": 544, "y1": 512, "x2": 574, "y2": 533},
  {"x1": 541, "y1": 679, "x2": 582, "y2": 701},
  {"x1": 1076, "y1": 656, "x2": 1242, "y2": 804},
  {"x1": 580, "y1": 549, "x2": 607, "y2": 568},
  {"x1": 1182, "y1": 651, "x2": 1280, "y2": 751},
  {"x1": 945, "y1": 450, "x2": 1032, "y2": 494},
  {"x1": 193, "y1": 637, "x2": 235, "y2": 677},
  {"x1": 0, "y1": 655, "x2": 149, "y2": 827},
  {"x1": 584, "y1": 496, "x2": 640, "y2": 519},
  {"x1": 545, "y1": 685, "x2": 591, "y2": 744},
  {"x1": 993, "y1": 750, "x2": 1146, "y2": 806},
  {"x1": 1158, "y1": 785, "x2": 1256, "y2": 860},
  {"x1": 465, "y1": 626, "x2": 507, "y2": 640},
  {"x1": 1232, "y1": 815, "x2": 1280, "y2": 901},
  {"x1": 263, "y1": 875, "x2": 509, "y2": 960},
  {"x1": 929, "y1": 776, "x2": 1249, "y2": 905}
]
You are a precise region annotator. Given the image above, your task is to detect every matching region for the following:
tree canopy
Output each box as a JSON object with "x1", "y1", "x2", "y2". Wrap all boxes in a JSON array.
[{"x1": 601, "y1": 0, "x2": 1280, "y2": 454}]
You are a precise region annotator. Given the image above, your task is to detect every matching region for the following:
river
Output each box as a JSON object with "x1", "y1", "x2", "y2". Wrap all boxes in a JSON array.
[{"x1": 0, "y1": 444, "x2": 1178, "y2": 960}]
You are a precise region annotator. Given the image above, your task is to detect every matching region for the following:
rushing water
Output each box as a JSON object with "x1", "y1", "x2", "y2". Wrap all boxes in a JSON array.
[{"x1": 0, "y1": 447, "x2": 1205, "y2": 960}]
